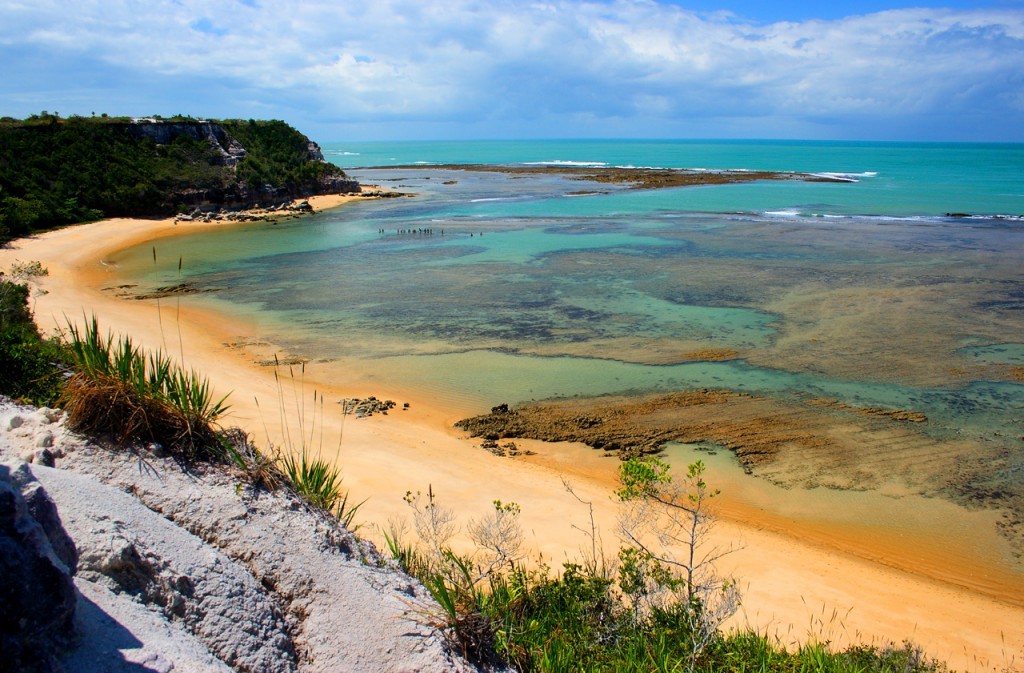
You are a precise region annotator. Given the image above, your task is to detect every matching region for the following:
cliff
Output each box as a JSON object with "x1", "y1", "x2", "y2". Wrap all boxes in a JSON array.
[
  {"x1": 0, "y1": 397, "x2": 485, "y2": 673},
  {"x1": 119, "y1": 119, "x2": 250, "y2": 167},
  {"x1": 0, "y1": 115, "x2": 360, "y2": 242}
]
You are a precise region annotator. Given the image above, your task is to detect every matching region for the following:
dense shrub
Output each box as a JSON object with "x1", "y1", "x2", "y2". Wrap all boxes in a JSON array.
[
  {"x1": 0, "y1": 279, "x2": 68, "y2": 405},
  {"x1": 60, "y1": 317, "x2": 230, "y2": 462},
  {"x1": 224, "y1": 119, "x2": 342, "y2": 191}
]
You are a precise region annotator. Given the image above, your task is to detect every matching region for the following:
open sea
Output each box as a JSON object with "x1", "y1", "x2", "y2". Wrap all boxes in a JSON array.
[{"x1": 109, "y1": 140, "x2": 1024, "y2": 581}]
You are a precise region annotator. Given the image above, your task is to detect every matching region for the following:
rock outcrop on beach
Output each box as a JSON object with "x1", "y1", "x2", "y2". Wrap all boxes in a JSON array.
[{"x1": 0, "y1": 397, "x2": 482, "y2": 673}]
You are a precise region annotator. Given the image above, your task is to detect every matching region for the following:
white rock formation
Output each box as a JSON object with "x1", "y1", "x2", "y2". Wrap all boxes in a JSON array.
[{"x1": 0, "y1": 397, "x2": 488, "y2": 673}]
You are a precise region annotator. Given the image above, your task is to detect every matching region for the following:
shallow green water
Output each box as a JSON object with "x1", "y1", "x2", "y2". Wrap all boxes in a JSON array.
[{"x1": 110, "y1": 140, "x2": 1024, "y2": 513}]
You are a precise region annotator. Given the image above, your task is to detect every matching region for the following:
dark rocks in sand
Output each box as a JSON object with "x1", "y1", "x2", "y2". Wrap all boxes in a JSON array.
[
  {"x1": 479, "y1": 438, "x2": 532, "y2": 458},
  {"x1": 133, "y1": 282, "x2": 219, "y2": 300},
  {"x1": 340, "y1": 396, "x2": 398, "y2": 418}
]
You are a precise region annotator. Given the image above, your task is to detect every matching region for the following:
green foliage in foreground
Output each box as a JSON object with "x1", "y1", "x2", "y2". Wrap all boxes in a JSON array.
[
  {"x1": 278, "y1": 446, "x2": 363, "y2": 529},
  {"x1": 61, "y1": 316, "x2": 231, "y2": 462},
  {"x1": 387, "y1": 463, "x2": 953, "y2": 673},
  {"x1": 0, "y1": 277, "x2": 70, "y2": 405},
  {"x1": 391, "y1": 546, "x2": 951, "y2": 673}
]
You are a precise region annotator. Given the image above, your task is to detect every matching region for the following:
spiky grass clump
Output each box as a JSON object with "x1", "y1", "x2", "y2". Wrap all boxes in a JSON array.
[
  {"x1": 279, "y1": 448, "x2": 342, "y2": 510},
  {"x1": 61, "y1": 316, "x2": 230, "y2": 462},
  {"x1": 278, "y1": 447, "x2": 362, "y2": 528}
]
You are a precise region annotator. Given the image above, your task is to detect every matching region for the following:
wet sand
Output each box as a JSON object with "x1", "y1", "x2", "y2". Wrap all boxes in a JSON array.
[{"x1": 2, "y1": 201, "x2": 1022, "y2": 672}]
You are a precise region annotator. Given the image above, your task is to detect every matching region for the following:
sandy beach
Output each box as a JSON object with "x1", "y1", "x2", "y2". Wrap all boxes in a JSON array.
[{"x1": 2, "y1": 198, "x2": 1022, "y2": 672}]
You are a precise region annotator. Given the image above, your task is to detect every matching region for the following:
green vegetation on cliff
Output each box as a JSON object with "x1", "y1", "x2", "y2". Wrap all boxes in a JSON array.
[
  {"x1": 0, "y1": 263, "x2": 70, "y2": 406},
  {"x1": 223, "y1": 118, "x2": 339, "y2": 192},
  {"x1": 0, "y1": 113, "x2": 356, "y2": 242}
]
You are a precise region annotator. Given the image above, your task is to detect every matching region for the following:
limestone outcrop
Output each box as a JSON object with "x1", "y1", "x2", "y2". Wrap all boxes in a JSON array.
[
  {"x1": 0, "y1": 398, "x2": 485, "y2": 673},
  {"x1": 0, "y1": 461, "x2": 78, "y2": 673},
  {"x1": 122, "y1": 120, "x2": 249, "y2": 168}
]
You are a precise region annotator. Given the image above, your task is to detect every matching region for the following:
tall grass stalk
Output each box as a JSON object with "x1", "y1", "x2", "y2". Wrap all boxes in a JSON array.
[{"x1": 265, "y1": 359, "x2": 362, "y2": 528}]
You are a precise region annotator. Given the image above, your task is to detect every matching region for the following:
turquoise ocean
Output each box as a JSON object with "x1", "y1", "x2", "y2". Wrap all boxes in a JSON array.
[{"x1": 110, "y1": 140, "x2": 1024, "y2": 573}]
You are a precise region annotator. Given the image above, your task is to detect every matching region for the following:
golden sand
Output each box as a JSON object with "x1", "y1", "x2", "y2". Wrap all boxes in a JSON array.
[{"x1": 2, "y1": 198, "x2": 1022, "y2": 672}]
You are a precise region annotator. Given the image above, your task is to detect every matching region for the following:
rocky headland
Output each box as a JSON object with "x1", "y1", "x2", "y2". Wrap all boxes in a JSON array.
[
  {"x1": 119, "y1": 119, "x2": 361, "y2": 212},
  {"x1": 0, "y1": 115, "x2": 361, "y2": 243}
]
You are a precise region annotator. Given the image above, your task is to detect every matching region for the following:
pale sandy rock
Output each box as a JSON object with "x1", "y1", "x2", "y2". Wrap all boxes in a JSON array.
[
  {"x1": 29, "y1": 464, "x2": 298, "y2": 673},
  {"x1": 0, "y1": 396, "x2": 489, "y2": 673},
  {"x1": 52, "y1": 441, "x2": 480, "y2": 673},
  {"x1": 67, "y1": 579, "x2": 235, "y2": 673}
]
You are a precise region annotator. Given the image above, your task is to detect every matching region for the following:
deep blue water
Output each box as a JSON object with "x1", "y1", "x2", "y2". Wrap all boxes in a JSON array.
[{"x1": 323, "y1": 139, "x2": 1024, "y2": 218}]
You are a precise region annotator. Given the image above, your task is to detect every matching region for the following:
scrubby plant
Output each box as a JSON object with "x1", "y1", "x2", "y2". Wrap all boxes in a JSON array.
[
  {"x1": 216, "y1": 426, "x2": 284, "y2": 491},
  {"x1": 0, "y1": 265, "x2": 70, "y2": 405},
  {"x1": 616, "y1": 457, "x2": 741, "y2": 671},
  {"x1": 60, "y1": 316, "x2": 229, "y2": 462},
  {"x1": 384, "y1": 488, "x2": 527, "y2": 665},
  {"x1": 278, "y1": 446, "x2": 361, "y2": 527},
  {"x1": 385, "y1": 462, "x2": 954, "y2": 673}
]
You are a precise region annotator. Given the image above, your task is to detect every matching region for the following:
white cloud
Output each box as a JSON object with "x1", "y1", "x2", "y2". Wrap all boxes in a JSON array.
[{"x1": 1, "y1": 0, "x2": 1021, "y2": 139}]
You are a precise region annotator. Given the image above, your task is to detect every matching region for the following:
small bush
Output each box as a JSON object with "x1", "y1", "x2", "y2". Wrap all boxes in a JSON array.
[
  {"x1": 387, "y1": 472, "x2": 956, "y2": 673},
  {"x1": 0, "y1": 279, "x2": 68, "y2": 405},
  {"x1": 60, "y1": 316, "x2": 229, "y2": 462},
  {"x1": 278, "y1": 446, "x2": 361, "y2": 527}
]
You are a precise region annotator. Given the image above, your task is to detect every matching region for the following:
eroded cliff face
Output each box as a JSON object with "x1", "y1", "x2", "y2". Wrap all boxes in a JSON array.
[
  {"x1": 120, "y1": 119, "x2": 360, "y2": 211},
  {"x1": 0, "y1": 398, "x2": 483, "y2": 673},
  {"x1": 121, "y1": 120, "x2": 248, "y2": 168}
]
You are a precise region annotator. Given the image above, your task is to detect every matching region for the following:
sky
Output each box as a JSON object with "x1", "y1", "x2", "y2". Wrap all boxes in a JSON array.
[{"x1": 1, "y1": 0, "x2": 1022, "y2": 142}]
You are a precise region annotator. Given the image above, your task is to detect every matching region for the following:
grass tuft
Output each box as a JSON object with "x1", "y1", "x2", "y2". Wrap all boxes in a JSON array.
[
  {"x1": 60, "y1": 315, "x2": 229, "y2": 462},
  {"x1": 278, "y1": 446, "x2": 362, "y2": 527},
  {"x1": 261, "y1": 360, "x2": 363, "y2": 529}
]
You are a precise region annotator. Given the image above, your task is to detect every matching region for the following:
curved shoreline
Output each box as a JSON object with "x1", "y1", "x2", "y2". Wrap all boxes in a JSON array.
[{"x1": 2, "y1": 201, "x2": 1023, "y2": 671}]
